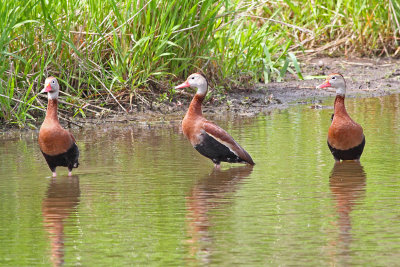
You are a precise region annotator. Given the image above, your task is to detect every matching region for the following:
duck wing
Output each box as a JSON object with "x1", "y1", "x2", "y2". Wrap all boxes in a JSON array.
[{"x1": 202, "y1": 120, "x2": 254, "y2": 165}]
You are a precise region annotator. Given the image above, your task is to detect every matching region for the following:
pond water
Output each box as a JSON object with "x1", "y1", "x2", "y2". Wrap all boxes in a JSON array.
[{"x1": 0, "y1": 94, "x2": 399, "y2": 266}]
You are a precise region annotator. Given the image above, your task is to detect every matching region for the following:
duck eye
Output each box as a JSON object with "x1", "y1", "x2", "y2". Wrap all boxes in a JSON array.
[
  {"x1": 52, "y1": 80, "x2": 55, "y2": 84},
  {"x1": 331, "y1": 76, "x2": 336, "y2": 80},
  {"x1": 191, "y1": 77, "x2": 195, "y2": 80}
]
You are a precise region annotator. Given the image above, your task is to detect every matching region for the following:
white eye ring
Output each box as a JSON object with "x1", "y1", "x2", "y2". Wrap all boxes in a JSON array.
[
  {"x1": 52, "y1": 80, "x2": 56, "y2": 84},
  {"x1": 331, "y1": 76, "x2": 336, "y2": 80}
]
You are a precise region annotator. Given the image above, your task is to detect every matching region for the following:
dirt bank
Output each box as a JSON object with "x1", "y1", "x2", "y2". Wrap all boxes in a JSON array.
[
  {"x1": 2, "y1": 57, "x2": 400, "y2": 133},
  {"x1": 77, "y1": 57, "x2": 400, "y2": 125}
]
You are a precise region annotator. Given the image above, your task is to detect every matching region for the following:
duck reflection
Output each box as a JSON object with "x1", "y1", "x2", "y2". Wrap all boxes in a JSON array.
[
  {"x1": 42, "y1": 176, "x2": 80, "y2": 267},
  {"x1": 329, "y1": 161, "x2": 366, "y2": 264},
  {"x1": 186, "y1": 165, "x2": 253, "y2": 264}
]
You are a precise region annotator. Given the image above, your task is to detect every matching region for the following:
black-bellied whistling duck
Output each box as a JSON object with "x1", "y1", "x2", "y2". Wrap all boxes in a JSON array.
[
  {"x1": 38, "y1": 77, "x2": 79, "y2": 177},
  {"x1": 317, "y1": 73, "x2": 365, "y2": 162},
  {"x1": 175, "y1": 73, "x2": 254, "y2": 168}
]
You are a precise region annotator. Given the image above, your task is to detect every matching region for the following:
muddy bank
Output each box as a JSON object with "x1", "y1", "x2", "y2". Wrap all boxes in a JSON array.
[
  {"x1": 207, "y1": 57, "x2": 400, "y2": 115},
  {"x1": 77, "y1": 57, "x2": 400, "y2": 125},
  {"x1": 2, "y1": 57, "x2": 400, "y2": 134}
]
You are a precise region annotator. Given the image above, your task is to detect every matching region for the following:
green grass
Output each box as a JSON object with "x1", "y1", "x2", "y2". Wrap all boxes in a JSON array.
[{"x1": 0, "y1": 0, "x2": 399, "y2": 127}]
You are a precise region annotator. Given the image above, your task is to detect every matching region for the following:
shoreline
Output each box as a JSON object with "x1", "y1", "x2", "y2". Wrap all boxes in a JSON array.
[{"x1": 1, "y1": 57, "x2": 399, "y2": 136}]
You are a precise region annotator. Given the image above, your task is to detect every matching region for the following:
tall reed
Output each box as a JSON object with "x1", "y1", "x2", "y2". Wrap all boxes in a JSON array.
[{"x1": 0, "y1": 0, "x2": 399, "y2": 127}]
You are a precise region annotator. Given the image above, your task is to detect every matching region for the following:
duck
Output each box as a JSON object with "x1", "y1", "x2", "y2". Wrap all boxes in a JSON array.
[
  {"x1": 175, "y1": 73, "x2": 254, "y2": 168},
  {"x1": 317, "y1": 73, "x2": 365, "y2": 162},
  {"x1": 38, "y1": 77, "x2": 79, "y2": 177}
]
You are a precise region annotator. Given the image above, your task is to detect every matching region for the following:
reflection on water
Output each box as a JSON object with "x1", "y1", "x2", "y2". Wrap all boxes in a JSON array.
[
  {"x1": 0, "y1": 94, "x2": 399, "y2": 266},
  {"x1": 186, "y1": 166, "x2": 253, "y2": 264},
  {"x1": 329, "y1": 162, "x2": 366, "y2": 265},
  {"x1": 42, "y1": 176, "x2": 80, "y2": 267}
]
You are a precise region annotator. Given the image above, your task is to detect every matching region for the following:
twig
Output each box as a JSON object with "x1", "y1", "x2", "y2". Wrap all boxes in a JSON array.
[
  {"x1": 389, "y1": 0, "x2": 400, "y2": 37},
  {"x1": 58, "y1": 92, "x2": 116, "y2": 113},
  {"x1": 175, "y1": 90, "x2": 193, "y2": 97},
  {"x1": 40, "y1": 96, "x2": 100, "y2": 115},
  {"x1": 316, "y1": 4, "x2": 346, "y2": 18},
  {"x1": 70, "y1": 22, "x2": 201, "y2": 39},
  {"x1": 92, "y1": 74, "x2": 128, "y2": 113},
  {"x1": 304, "y1": 36, "x2": 348, "y2": 54},
  {"x1": 244, "y1": 15, "x2": 314, "y2": 34},
  {"x1": 289, "y1": 35, "x2": 317, "y2": 51},
  {"x1": 379, "y1": 33, "x2": 390, "y2": 57},
  {"x1": 133, "y1": 91, "x2": 150, "y2": 107}
]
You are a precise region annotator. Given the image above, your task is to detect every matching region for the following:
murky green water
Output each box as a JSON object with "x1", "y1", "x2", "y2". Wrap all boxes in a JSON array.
[{"x1": 1, "y1": 94, "x2": 399, "y2": 266}]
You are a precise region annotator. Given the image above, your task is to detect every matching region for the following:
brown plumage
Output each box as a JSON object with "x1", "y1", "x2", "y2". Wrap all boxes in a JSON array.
[
  {"x1": 176, "y1": 73, "x2": 254, "y2": 167},
  {"x1": 38, "y1": 77, "x2": 79, "y2": 177},
  {"x1": 328, "y1": 96, "x2": 364, "y2": 150},
  {"x1": 39, "y1": 100, "x2": 75, "y2": 155},
  {"x1": 317, "y1": 74, "x2": 365, "y2": 161}
]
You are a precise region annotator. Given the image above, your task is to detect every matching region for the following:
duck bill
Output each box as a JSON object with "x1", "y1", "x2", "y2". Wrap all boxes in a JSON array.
[
  {"x1": 175, "y1": 81, "x2": 190, "y2": 89},
  {"x1": 41, "y1": 84, "x2": 52, "y2": 93},
  {"x1": 317, "y1": 80, "x2": 331, "y2": 89}
]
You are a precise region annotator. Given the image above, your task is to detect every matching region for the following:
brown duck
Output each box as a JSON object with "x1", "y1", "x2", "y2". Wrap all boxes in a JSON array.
[
  {"x1": 38, "y1": 77, "x2": 79, "y2": 177},
  {"x1": 317, "y1": 73, "x2": 365, "y2": 162},
  {"x1": 175, "y1": 73, "x2": 254, "y2": 168}
]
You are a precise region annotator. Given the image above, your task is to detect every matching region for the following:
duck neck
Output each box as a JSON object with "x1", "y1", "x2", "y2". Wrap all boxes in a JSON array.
[
  {"x1": 187, "y1": 94, "x2": 205, "y2": 117},
  {"x1": 334, "y1": 95, "x2": 349, "y2": 117},
  {"x1": 44, "y1": 99, "x2": 60, "y2": 123}
]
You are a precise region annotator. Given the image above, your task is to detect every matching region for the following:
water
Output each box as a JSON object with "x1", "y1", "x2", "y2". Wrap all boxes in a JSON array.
[{"x1": 0, "y1": 94, "x2": 399, "y2": 266}]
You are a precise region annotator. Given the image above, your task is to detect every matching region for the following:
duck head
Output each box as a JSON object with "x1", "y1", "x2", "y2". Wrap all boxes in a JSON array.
[
  {"x1": 317, "y1": 73, "x2": 346, "y2": 96},
  {"x1": 41, "y1": 77, "x2": 60, "y2": 100},
  {"x1": 175, "y1": 73, "x2": 208, "y2": 96}
]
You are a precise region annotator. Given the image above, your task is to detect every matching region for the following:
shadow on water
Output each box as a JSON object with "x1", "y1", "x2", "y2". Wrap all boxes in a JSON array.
[
  {"x1": 185, "y1": 165, "x2": 253, "y2": 264},
  {"x1": 328, "y1": 161, "x2": 366, "y2": 265},
  {"x1": 42, "y1": 176, "x2": 80, "y2": 267}
]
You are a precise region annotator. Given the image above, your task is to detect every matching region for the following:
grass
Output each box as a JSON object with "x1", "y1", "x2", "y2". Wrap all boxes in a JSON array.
[{"x1": 0, "y1": 0, "x2": 399, "y2": 128}]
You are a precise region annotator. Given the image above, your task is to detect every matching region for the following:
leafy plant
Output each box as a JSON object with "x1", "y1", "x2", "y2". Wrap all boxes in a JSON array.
[{"x1": 1, "y1": 0, "x2": 399, "y2": 127}]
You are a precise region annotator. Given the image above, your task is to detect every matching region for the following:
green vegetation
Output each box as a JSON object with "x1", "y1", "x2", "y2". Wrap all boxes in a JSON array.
[{"x1": 0, "y1": 0, "x2": 399, "y2": 127}]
